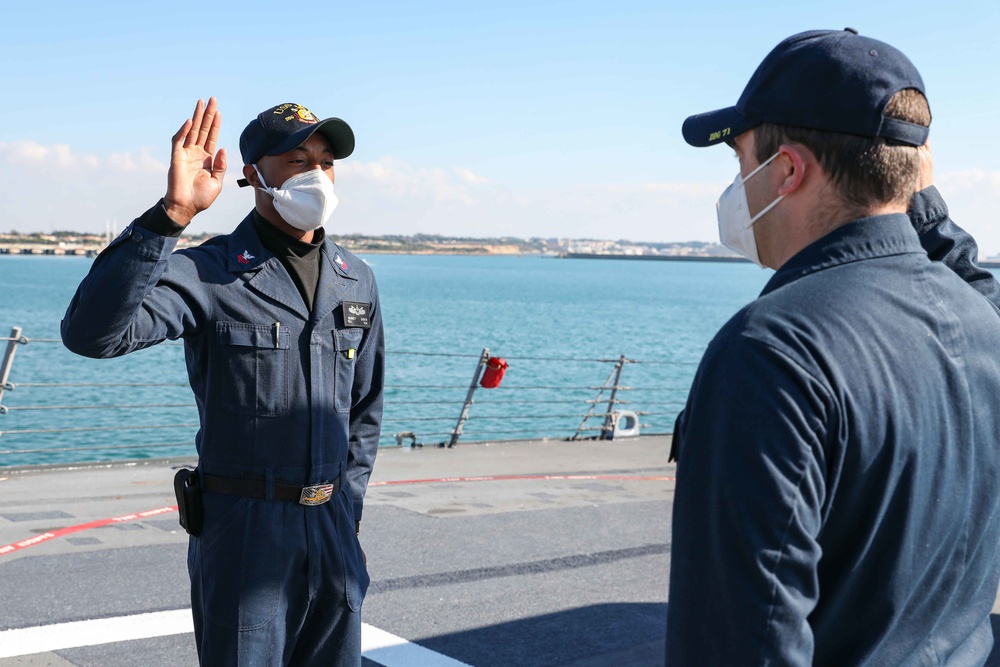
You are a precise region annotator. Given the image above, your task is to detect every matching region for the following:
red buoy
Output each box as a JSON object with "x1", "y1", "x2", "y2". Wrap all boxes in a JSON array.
[{"x1": 479, "y1": 357, "x2": 509, "y2": 388}]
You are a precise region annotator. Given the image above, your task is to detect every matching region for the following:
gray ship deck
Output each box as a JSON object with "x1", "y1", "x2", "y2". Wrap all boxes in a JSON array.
[
  {"x1": 3, "y1": 435, "x2": 1000, "y2": 666},
  {"x1": 1, "y1": 436, "x2": 670, "y2": 666}
]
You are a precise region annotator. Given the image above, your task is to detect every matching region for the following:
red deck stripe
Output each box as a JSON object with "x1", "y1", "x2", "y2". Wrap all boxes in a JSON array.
[
  {"x1": 1, "y1": 473, "x2": 674, "y2": 556},
  {"x1": 0, "y1": 506, "x2": 177, "y2": 557}
]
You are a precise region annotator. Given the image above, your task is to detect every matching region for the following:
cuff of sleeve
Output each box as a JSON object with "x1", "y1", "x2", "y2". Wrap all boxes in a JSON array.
[
  {"x1": 907, "y1": 185, "x2": 948, "y2": 235},
  {"x1": 133, "y1": 199, "x2": 186, "y2": 238}
]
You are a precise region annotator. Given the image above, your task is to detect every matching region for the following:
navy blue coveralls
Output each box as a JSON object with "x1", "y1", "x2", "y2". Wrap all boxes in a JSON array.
[
  {"x1": 61, "y1": 202, "x2": 384, "y2": 666},
  {"x1": 666, "y1": 187, "x2": 1000, "y2": 666}
]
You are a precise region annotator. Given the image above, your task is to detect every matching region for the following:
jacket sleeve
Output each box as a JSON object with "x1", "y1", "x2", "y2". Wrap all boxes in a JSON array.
[
  {"x1": 666, "y1": 334, "x2": 829, "y2": 667},
  {"x1": 345, "y1": 282, "x2": 385, "y2": 525},
  {"x1": 909, "y1": 186, "x2": 1000, "y2": 311},
  {"x1": 61, "y1": 202, "x2": 203, "y2": 358}
]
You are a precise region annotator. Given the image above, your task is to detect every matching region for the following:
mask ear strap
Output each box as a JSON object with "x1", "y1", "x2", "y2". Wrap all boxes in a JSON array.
[
  {"x1": 253, "y1": 165, "x2": 271, "y2": 191},
  {"x1": 741, "y1": 151, "x2": 782, "y2": 184}
]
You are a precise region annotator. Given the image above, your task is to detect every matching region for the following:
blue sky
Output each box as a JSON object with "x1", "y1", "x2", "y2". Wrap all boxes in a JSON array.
[{"x1": 2, "y1": 1, "x2": 998, "y2": 253}]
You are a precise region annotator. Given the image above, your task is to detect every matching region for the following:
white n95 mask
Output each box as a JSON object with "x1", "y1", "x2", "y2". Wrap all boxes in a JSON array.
[
  {"x1": 254, "y1": 166, "x2": 339, "y2": 232},
  {"x1": 715, "y1": 151, "x2": 784, "y2": 268}
]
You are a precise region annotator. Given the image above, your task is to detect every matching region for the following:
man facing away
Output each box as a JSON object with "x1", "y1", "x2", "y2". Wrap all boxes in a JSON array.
[
  {"x1": 61, "y1": 99, "x2": 384, "y2": 666},
  {"x1": 667, "y1": 30, "x2": 1000, "y2": 665}
]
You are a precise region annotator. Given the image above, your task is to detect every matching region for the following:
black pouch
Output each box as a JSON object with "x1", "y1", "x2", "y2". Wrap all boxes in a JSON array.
[{"x1": 173, "y1": 468, "x2": 204, "y2": 537}]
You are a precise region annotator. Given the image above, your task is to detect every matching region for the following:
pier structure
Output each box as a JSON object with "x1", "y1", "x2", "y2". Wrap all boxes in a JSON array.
[{"x1": 0, "y1": 243, "x2": 100, "y2": 256}]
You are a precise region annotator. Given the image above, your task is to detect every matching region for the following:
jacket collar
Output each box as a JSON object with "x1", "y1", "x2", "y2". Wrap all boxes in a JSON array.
[
  {"x1": 226, "y1": 212, "x2": 310, "y2": 319},
  {"x1": 224, "y1": 212, "x2": 358, "y2": 321},
  {"x1": 761, "y1": 213, "x2": 925, "y2": 297},
  {"x1": 309, "y1": 242, "x2": 358, "y2": 323},
  {"x1": 322, "y1": 242, "x2": 358, "y2": 282},
  {"x1": 226, "y1": 212, "x2": 269, "y2": 273}
]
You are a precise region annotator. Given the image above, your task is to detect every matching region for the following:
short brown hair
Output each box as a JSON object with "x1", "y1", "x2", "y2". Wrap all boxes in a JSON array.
[{"x1": 753, "y1": 89, "x2": 930, "y2": 212}]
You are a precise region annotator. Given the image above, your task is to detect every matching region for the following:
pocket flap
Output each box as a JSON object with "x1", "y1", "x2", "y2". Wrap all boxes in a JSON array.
[
  {"x1": 216, "y1": 322, "x2": 290, "y2": 349},
  {"x1": 334, "y1": 328, "x2": 364, "y2": 352}
]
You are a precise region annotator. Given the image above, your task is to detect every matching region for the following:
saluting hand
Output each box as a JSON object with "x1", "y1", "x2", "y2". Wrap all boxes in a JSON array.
[
  {"x1": 916, "y1": 140, "x2": 933, "y2": 192},
  {"x1": 163, "y1": 97, "x2": 227, "y2": 227}
]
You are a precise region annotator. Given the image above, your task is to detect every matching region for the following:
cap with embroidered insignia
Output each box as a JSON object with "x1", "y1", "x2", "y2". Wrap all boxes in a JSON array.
[
  {"x1": 237, "y1": 103, "x2": 354, "y2": 179},
  {"x1": 682, "y1": 29, "x2": 930, "y2": 148}
]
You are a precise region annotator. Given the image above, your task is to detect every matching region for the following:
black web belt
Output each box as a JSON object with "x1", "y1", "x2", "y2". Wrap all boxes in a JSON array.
[{"x1": 202, "y1": 473, "x2": 341, "y2": 506}]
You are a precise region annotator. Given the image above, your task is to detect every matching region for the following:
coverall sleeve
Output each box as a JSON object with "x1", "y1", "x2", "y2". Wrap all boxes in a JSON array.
[
  {"x1": 909, "y1": 186, "x2": 1000, "y2": 310},
  {"x1": 346, "y1": 286, "x2": 385, "y2": 525},
  {"x1": 61, "y1": 202, "x2": 204, "y2": 358},
  {"x1": 666, "y1": 334, "x2": 831, "y2": 667}
]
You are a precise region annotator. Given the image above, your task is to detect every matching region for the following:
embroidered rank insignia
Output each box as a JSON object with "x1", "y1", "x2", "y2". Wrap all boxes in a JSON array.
[{"x1": 342, "y1": 301, "x2": 372, "y2": 328}]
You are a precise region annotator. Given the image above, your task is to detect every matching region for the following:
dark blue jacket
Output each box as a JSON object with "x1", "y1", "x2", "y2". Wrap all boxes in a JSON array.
[
  {"x1": 667, "y1": 188, "x2": 1000, "y2": 665},
  {"x1": 61, "y1": 205, "x2": 384, "y2": 620}
]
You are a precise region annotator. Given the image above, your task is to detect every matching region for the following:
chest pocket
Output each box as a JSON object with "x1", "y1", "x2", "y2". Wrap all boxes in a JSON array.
[
  {"x1": 334, "y1": 328, "x2": 364, "y2": 413},
  {"x1": 214, "y1": 322, "x2": 289, "y2": 417}
]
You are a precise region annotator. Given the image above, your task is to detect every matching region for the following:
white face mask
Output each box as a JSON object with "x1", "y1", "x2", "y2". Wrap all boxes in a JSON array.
[
  {"x1": 254, "y1": 166, "x2": 339, "y2": 232},
  {"x1": 715, "y1": 151, "x2": 784, "y2": 268}
]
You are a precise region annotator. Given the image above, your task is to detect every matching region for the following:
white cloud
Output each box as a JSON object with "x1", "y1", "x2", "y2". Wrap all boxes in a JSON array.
[
  {"x1": 936, "y1": 169, "x2": 1000, "y2": 191},
  {"x1": 2, "y1": 140, "x2": 999, "y2": 255},
  {"x1": 454, "y1": 167, "x2": 490, "y2": 185},
  {"x1": 0, "y1": 140, "x2": 143, "y2": 171},
  {"x1": 338, "y1": 158, "x2": 487, "y2": 205},
  {"x1": 105, "y1": 149, "x2": 166, "y2": 174},
  {"x1": 2, "y1": 141, "x2": 52, "y2": 165}
]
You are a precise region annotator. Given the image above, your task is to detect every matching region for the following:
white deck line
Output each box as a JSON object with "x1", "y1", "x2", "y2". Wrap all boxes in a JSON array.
[
  {"x1": 361, "y1": 624, "x2": 473, "y2": 666},
  {"x1": 0, "y1": 610, "x2": 472, "y2": 666},
  {"x1": 0, "y1": 609, "x2": 193, "y2": 658}
]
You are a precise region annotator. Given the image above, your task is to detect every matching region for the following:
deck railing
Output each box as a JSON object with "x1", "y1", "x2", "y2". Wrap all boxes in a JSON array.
[{"x1": 0, "y1": 326, "x2": 693, "y2": 467}]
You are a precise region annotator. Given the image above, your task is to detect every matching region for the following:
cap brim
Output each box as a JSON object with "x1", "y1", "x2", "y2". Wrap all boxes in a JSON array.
[
  {"x1": 264, "y1": 117, "x2": 356, "y2": 160},
  {"x1": 682, "y1": 107, "x2": 757, "y2": 147}
]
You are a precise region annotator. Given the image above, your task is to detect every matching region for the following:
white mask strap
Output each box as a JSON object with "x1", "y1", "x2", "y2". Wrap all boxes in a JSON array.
[
  {"x1": 252, "y1": 164, "x2": 271, "y2": 191},
  {"x1": 741, "y1": 151, "x2": 785, "y2": 225},
  {"x1": 740, "y1": 151, "x2": 782, "y2": 185}
]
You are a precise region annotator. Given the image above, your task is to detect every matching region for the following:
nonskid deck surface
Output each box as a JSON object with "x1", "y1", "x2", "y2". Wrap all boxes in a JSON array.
[{"x1": 0, "y1": 436, "x2": 674, "y2": 667}]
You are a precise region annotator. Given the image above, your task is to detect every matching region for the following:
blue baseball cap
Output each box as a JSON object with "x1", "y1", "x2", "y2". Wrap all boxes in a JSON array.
[
  {"x1": 239, "y1": 103, "x2": 355, "y2": 165},
  {"x1": 682, "y1": 29, "x2": 930, "y2": 148}
]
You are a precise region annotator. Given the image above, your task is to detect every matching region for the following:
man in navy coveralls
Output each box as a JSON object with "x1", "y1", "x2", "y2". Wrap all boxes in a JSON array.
[
  {"x1": 62, "y1": 99, "x2": 384, "y2": 666},
  {"x1": 667, "y1": 30, "x2": 1000, "y2": 665}
]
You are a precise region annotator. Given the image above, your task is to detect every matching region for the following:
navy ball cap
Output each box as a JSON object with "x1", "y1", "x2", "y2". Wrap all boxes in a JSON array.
[
  {"x1": 239, "y1": 103, "x2": 355, "y2": 165},
  {"x1": 682, "y1": 29, "x2": 930, "y2": 148}
]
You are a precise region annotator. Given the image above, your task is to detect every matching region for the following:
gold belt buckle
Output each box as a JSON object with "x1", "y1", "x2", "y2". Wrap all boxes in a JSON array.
[{"x1": 299, "y1": 483, "x2": 335, "y2": 506}]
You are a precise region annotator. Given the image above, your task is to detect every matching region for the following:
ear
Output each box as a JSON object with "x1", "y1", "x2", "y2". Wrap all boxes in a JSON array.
[
  {"x1": 242, "y1": 164, "x2": 261, "y2": 188},
  {"x1": 775, "y1": 144, "x2": 809, "y2": 196}
]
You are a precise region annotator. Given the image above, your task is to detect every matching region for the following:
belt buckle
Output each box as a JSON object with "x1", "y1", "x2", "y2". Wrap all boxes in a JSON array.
[{"x1": 299, "y1": 483, "x2": 335, "y2": 506}]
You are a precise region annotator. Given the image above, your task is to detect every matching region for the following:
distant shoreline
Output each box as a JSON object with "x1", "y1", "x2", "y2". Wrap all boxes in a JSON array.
[
  {"x1": 559, "y1": 252, "x2": 1000, "y2": 269},
  {"x1": 3, "y1": 247, "x2": 999, "y2": 269},
  {"x1": 558, "y1": 252, "x2": 747, "y2": 264}
]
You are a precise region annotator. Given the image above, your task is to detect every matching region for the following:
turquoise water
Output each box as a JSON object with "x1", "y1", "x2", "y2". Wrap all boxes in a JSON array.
[{"x1": 0, "y1": 253, "x2": 771, "y2": 466}]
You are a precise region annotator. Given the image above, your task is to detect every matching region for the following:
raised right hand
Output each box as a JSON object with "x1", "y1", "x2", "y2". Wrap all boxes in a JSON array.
[
  {"x1": 163, "y1": 97, "x2": 227, "y2": 227},
  {"x1": 916, "y1": 140, "x2": 933, "y2": 192}
]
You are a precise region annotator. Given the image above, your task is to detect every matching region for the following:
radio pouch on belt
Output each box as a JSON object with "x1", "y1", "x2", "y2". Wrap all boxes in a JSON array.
[{"x1": 173, "y1": 468, "x2": 204, "y2": 537}]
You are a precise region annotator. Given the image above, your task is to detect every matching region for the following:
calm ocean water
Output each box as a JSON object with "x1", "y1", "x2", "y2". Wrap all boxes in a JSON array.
[{"x1": 0, "y1": 253, "x2": 772, "y2": 466}]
